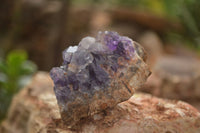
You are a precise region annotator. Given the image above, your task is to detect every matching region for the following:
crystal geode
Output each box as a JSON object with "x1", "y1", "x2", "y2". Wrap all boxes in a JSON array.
[{"x1": 50, "y1": 31, "x2": 150, "y2": 125}]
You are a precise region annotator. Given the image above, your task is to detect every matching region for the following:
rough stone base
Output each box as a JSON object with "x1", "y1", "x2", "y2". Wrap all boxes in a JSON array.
[{"x1": 0, "y1": 72, "x2": 200, "y2": 133}]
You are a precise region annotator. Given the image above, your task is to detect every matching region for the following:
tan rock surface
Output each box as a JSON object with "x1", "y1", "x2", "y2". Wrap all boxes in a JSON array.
[{"x1": 1, "y1": 72, "x2": 200, "y2": 133}]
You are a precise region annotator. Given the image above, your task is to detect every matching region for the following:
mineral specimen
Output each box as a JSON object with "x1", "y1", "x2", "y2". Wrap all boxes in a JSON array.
[{"x1": 50, "y1": 31, "x2": 150, "y2": 125}]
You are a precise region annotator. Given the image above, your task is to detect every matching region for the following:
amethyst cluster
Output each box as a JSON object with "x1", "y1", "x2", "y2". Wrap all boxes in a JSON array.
[{"x1": 50, "y1": 31, "x2": 150, "y2": 125}]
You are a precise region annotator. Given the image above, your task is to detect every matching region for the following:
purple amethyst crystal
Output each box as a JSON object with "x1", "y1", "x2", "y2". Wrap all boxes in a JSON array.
[{"x1": 50, "y1": 31, "x2": 150, "y2": 125}]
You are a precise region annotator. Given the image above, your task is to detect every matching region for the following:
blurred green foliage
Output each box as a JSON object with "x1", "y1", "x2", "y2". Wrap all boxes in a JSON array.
[
  {"x1": 118, "y1": 0, "x2": 200, "y2": 49},
  {"x1": 163, "y1": 0, "x2": 200, "y2": 49},
  {"x1": 0, "y1": 50, "x2": 37, "y2": 122}
]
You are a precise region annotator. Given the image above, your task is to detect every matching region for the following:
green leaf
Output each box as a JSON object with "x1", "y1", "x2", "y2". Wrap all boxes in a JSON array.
[
  {"x1": 0, "y1": 59, "x2": 6, "y2": 73},
  {"x1": 0, "y1": 50, "x2": 37, "y2": 122},
  {"x1": 6, "y1": 50, "x2": 28, "y2": 78}
]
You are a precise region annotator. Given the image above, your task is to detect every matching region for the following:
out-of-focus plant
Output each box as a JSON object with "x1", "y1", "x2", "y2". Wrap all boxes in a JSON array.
[
  {"x1": 113, "y1": 0, "x2": 200, "y2": 49},
  {"x1": 162, "y1": 0, "x2": 200, "y2": 49},
  {"x1": 0, "y1": 50, "x2": 37, "y2": 122}
]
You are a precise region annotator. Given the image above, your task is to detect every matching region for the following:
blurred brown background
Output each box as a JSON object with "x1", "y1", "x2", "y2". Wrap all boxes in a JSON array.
[
  {"x1": 1, "y1": 0, "x2": 200, "y2": 70},
  {"x1": 0, "y1": 0, "x2": 200, "y2": 121}
]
